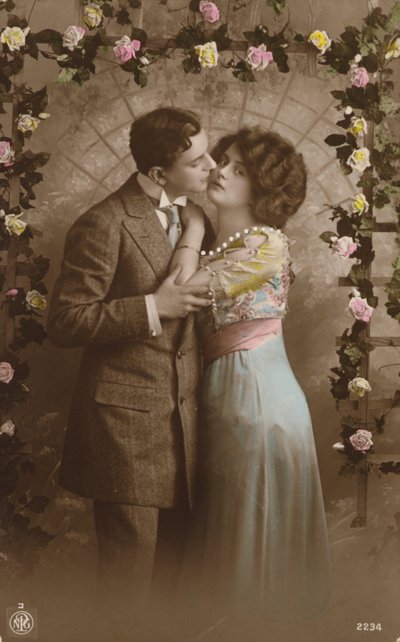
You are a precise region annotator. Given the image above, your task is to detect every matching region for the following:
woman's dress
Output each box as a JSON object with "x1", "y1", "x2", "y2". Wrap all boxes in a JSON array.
[{"x1": 181, "y1": 226, "x2": 333, "y2": 622}]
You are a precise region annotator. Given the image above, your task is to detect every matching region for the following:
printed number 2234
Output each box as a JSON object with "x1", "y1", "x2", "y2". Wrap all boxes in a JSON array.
[{"x1": 356, "y1": 623, "x2": 382, "y2": 631}]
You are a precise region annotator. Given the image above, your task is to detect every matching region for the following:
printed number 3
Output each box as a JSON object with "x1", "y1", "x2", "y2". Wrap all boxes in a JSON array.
[{"x1": 356, "y1": 623, "x2": 382, "y2": 631}]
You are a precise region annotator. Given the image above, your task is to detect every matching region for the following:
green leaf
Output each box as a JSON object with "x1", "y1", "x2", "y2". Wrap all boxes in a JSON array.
[
  {"x1": 102, "y1": 3, "x2": 114, "y2": 17},
  {"x1": 319, "y1": 231, "x2": 335, "y2": 243},
  {"x1": 336, "y1": 145, "x2": 352, "y2": 160},
  {"x1": 176, "y1": 27, "x2": 196, "y2": 49},
  {"x1": 331, "y1": 90, "x2": 347, "y2": 101},
  {"x1": 27, "y1": 42, "x2": 39, "y2": 60},
  {"x1": 362, "y1": 54, "x2": 379, "y2": 73},
  {"x1": 116, "y1": 8, "x2": 131, "y2": 25},
  {"x1": 133, "y1": 68, "x2": 148, "y2": 88},
  {"x1": 27, "y1": 495, "x2": 51, "y2": 513},
  {"x1": 346, "y1": 86, "x2": 367, "y2": 109},
  {"x1": 28, "y1": 525, "x2": 55, "y2": 546},
  {"x1": 272, "y1": 47, "x2": 289, "y2": 73},
  {"x1": 324, "y1": 134, "x2": 346, "y2": 147},
  {"x1": 131, "y1": 28, "x2": 147, "y2": 45},
  {"x1": 20, "y1": 460, "x2": 35, "y2": 474},
  {"x1": 387, "y1": 0, "x2": 400, "y2": 28}
]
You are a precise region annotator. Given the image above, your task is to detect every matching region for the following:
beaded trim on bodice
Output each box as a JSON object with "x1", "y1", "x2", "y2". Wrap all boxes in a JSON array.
[{"x1": 198, "y1": 225, "x2": 292, "y2": 335}]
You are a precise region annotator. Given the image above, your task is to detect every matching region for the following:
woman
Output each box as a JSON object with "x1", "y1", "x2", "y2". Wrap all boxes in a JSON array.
[{"x1": 171, "y1": 126, "x2": 333, "y2": 621}]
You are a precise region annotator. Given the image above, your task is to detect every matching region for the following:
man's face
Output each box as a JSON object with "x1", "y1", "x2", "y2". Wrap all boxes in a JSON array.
[{"x1": 162, "y1": 128, "x2": 216, "y2": 198}]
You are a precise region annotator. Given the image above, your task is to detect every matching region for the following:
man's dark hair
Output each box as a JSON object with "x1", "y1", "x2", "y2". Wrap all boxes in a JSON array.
[{"x1": 129, "y1": 107, "x2": 201, "y2": 175}]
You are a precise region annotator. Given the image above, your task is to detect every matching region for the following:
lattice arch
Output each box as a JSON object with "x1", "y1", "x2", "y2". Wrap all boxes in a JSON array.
[{"x1": 1, "y1": 0, "x2": 399, "y2": 530}]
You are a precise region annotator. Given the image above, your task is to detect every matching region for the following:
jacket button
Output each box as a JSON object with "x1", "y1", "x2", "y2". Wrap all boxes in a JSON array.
[
  {"x1": 179, "y1": 396, "x2": 185, "y2": 404},
  {"x1": 177, "y1": 350, "x2": 182, "y2": 359}
]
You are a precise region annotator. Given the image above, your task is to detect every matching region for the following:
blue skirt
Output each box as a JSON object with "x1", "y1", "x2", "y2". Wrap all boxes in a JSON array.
[{"x1": 182, "y1": 333, "x2": 333, "y2": 621}]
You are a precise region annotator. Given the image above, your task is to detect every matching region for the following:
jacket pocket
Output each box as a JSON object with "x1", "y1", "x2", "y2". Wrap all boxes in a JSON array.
[{"x1": 95, "y1": 381, "x2": 153, "y2": 412}]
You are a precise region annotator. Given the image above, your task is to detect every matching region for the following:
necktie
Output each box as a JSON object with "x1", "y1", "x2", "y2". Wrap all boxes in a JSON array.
[{"x1": 163, "y1": 205, "x2": 181, "y2": 249}]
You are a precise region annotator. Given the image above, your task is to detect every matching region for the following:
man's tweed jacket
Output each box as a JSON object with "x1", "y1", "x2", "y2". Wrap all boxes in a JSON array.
[{"x1": 47, "y1": 175, "x2": 201, "y2": 509}]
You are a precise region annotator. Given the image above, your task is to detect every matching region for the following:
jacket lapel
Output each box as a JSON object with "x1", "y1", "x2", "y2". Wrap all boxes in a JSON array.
[{"x1": 119, "y1": 175, "x2": 173, "y2": 282}]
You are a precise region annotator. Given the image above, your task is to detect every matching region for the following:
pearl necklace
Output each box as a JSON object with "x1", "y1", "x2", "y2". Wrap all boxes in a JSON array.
[{"x1": 200, "y1": 225, "x2": 278, "y2": 257}]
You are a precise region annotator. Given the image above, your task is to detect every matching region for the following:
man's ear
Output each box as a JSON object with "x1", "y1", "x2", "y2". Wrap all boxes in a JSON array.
[{"x1": 148, "y1": 166, "x2": 167, "y2": 186}]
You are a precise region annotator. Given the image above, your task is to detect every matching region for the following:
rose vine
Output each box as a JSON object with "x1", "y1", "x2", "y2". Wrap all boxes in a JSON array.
[{"x1": 1, "y1": 0, "x2": 400, "y2": 575}]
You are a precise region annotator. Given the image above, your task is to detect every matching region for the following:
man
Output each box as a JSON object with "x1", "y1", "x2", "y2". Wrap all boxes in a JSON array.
[{"x1": 47, "y1": 107, "x2": 216, "y2": 627}]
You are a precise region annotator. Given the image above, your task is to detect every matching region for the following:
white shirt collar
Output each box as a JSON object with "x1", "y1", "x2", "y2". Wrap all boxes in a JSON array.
[{"x1": 137, "y1": 173, "x2": 187, "y2": 208}]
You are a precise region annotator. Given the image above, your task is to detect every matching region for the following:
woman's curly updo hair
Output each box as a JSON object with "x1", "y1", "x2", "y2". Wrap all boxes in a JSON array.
[{"x1": 211, "y1": 126, "x2": 307, "y2": 229}]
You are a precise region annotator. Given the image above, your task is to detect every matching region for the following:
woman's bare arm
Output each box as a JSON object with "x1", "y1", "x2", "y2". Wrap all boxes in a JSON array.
[{"x1": 170, "y1": 203, "x2": 208, "y2": 284}]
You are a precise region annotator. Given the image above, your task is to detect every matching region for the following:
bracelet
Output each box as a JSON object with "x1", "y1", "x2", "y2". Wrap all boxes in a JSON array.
[{"x1": 175, "y1": 244, "x2": 200, "y2": 255}]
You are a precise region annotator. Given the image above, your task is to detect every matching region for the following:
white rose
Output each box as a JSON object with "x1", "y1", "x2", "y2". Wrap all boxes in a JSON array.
[
  {"x1": 26, "y1": 289, "x2": 47, "y2": 311},
  {"x1": 0, "y1": 26, "x2": 30, "y2": 52},
  {"x1": 0, "y1": 419, "x2": 15, "y2": 436},
  {"x1": 17, "y1": 113, "x2": 40, "y2": 134},
  {"x1": 348, "y1": 116, "x2": 368, "y2": 138},
  {"x1": 4, "y1": 213, "x2": 27, "y2": 236},
  {"x1": 63, "y1": 25, "x2": 86, "y2": 51},
  {"x1": 348, "y1": 377, "x2": 372, "y2": 398},
  {"x1": 385, "y1": 36, "x2": 400, "y2": 60},
  {"x1": 352, "y1": 193, "x2": 369, "y2": 214},
  {"x1": 346, "y1": 148, "x2": 371, "y2": 172}
]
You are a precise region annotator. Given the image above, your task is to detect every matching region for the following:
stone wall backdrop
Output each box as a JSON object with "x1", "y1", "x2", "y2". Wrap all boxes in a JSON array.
[{"x1": 1, "y1": 1, "x2": 400, "y2": 641}]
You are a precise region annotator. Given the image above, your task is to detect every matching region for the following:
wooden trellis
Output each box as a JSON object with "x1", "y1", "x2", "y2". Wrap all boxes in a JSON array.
[
  {"x1": 73, "y1": 0, "x2": 400, "y2": 527},
  {"x1": 1, "y1": 0, "x2": 398, "y2": 529}
]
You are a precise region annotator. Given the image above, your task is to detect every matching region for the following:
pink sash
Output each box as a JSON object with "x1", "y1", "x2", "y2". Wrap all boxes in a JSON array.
[{"x1": 203, "y1": 318, "x2": 282, "y2": 364}]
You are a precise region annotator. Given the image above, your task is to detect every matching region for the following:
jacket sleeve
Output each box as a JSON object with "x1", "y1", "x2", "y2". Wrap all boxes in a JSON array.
[{"x1": 47, "y1": 205, "x2": 150, "y2": 348}]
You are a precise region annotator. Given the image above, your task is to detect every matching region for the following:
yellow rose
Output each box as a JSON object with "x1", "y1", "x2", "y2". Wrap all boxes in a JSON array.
[
  {"x1": 26, "y1": 290, "x2": 47, "y2": 311},
  {"x1": 385, "y1": 37, "x2": 400, "y2": 60},
  {"x1": 84, "y1": 3, "x2": 103, "y2": 29},
  {"x1": 0, "y1": 26, "x2": 30, "y2": 52},
  {"x1": 17, "y1": 114, "x2": 40, "y2": 134},
  {"x1": 194, "y1": 41, "x2": 219, "y2": 68},
  {"x1": 4, "y1": 213, "x2": 27, "y2": 237},
  {"x1": 348, "y1": 117, "x2": 368, "y2": 138},
  {"x1": 352, "y1": 193, "x2": 369, "y2": 214},
  {"x1": 308, "y1": 30, "x2": 331, "y2": 54}
]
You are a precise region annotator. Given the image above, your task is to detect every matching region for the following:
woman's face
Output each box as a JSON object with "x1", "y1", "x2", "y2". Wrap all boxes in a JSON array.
[{"x1": 207, "y1": 143, "x2": 253, "y2": 209}]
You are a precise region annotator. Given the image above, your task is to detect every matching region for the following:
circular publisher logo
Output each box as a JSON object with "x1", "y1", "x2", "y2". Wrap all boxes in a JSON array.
[{"x1": 9, "y1": 610, "x2": 35, "y2": 636}]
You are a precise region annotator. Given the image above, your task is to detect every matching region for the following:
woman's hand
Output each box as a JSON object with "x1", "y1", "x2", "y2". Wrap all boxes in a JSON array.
[{"x1": 181, "y1": 202, "x2": 206, "y2": 233}]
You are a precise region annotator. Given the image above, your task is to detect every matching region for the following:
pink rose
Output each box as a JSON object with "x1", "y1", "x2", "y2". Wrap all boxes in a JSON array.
[
  {"x1": 351, "y1": 66, "x2": 369, "y2": 88},
  {"x1": 349, "y1": 429, "x2": 373, "y2": 452},
  {"x1": 333, "y1": 236, "x2": 358, "y2": 259},
  {"x1": 246, "y1": 44, "x2": 274, "y2": 71},
  {"x1": 0, "y1": 140, "x2": 14, "y2": 167},
  {"x1": 6, "y1": 288, "x2": 18, "y2": 297},
  {"x1": 199, "y1": 1, "x2": 220, "y2": 23},
  {"x1": 348, "y1": 296, "x2": 373, "y2": 323},
  {"x1": 0, "y1": 361, "x2": 14, "y2": 384},
  {"x1": 113, "y1": 35, "x2": 141, "y2": 63}
]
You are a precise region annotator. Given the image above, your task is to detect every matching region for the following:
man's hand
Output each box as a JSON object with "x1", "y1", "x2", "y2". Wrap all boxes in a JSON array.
[{"x1": 153, "y1": 265, "x2": 212, "y2": 319}]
